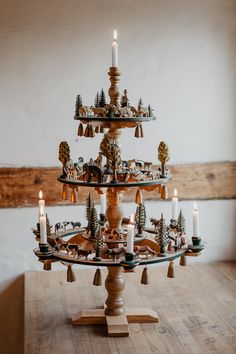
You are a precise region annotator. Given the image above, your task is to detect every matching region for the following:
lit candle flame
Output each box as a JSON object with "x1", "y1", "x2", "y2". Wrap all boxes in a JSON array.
[
  {"x1": 174, "y1": 188, "x2": 178, "y2": 197},
  {"x1": 113, "y1": 29, "x2": 117, "y2": 41},
  {"x1": 194, "y1": 201, "x2": 197, "y2": 210},
  {"x1": 39, "y1": 190, "x2": 43, "y2": 199}
]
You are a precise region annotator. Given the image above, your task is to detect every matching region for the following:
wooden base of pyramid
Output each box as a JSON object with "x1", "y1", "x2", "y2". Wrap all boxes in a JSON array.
[{"x1": 71, "y1": 266, "x2": 158, "y2": 336}]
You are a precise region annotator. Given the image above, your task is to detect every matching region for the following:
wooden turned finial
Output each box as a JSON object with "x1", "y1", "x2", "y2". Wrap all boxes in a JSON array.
[{"x1": 108, "y1": 67, "x2": 121, "y2": 106}]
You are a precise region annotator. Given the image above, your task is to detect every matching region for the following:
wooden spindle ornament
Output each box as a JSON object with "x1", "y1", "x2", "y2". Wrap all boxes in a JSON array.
[
  {"x1": 93, "y1": 268, "x2": 102, "y2": 286},
  {"x1": 135, "y1": 188, "x2": 143, "y2": 204},
  {"x1": 167, "y1": 260, "x2": 175, "y2": 278},
  {"x1": 141, "y1": 266, "x2": 149, "y2": 285},
  {"x1": 77, "y1": 123, "x2": 84, "y2": 136},
  {"x1": 108, "y1": 67, "x2": 121, "y2": 106},
  {"x1": 67, "y1": 265, "x2": 76, "y2": 282},
  {"x1": 179, "y1": 255, "x2": 187, "y2": 266},
  {"x1": 62, "y1": 184, "x2": 68, "y2": 200}
]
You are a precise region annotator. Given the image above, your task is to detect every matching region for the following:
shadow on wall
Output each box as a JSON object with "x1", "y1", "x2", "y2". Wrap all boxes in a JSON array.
[{"x1": 0, "y1": 275, "x2": 24, "y2": 354}]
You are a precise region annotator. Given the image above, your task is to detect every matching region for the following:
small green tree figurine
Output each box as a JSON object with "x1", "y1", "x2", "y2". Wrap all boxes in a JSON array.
[
  {"x1": 46, "y1": 214, "x2": 52, "y2": 236},
  {"x1": 94, "y1": 226, "x2": 103, "y2": 260},
  {"x1": 75, "y1": 94, "x2": 83, "y2": 116},
  {"x1": 135, "y1": 203, "x2": 146, "y2": 235},
  {"x1": 138, "y1": 98, "x2": 143, "y2": 111},
  {"x1": 148, "y1": 104, "x2": 154, "y2": 117},
  {"x1": 177, "y1": 209, "x2": 186, "y2": 235},
  {"x1": 94, "y1": 92, "x2": 99, "y2": 108},
  {"x1": 158, "y1": 141, "x2": 170, "y2": 176},
  {"x1": 99, "y1": 89, "x2": 106, "y2": 107},
  {"x1": 155, "y1": 214, "x2": 170, "y2": 256},
  {"x1": 86, "y1": 193, "x2": 93, "y2": 232},
  {"x1": 90, "y1": 204, "x2": 99, "y2": 239},
  {"x1": 59, "y1": 141, "x2": 70, "y2": 176}
]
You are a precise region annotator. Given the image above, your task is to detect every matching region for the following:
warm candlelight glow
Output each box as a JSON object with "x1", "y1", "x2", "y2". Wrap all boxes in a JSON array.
[
  {"x1": 39, "y1": 190, "x2": 43, "y2": 199},
  {"x1": 194, "y1": 201, "x2": 197, "y2": 210},
  {"x1": 174, "y1": 188, "x2": 178, "y2": 197},
  {"x1": 113, "y1": 29, "x2": 117, "y2": 41}
]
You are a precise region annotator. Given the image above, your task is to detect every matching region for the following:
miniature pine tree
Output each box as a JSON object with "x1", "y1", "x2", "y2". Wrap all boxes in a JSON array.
[
  {"x1": 177, "y1": 209, "x2": 186, "y2": 235},
  {"x1": 107, "y1": 142, "x2": 121, "y2": 182},
  {"x1": 95, "y1": 226, "x2": 103, "y2": 258},
  {"x1": 155, "y1": 214, "x2": 170, "y2": 255},
  {"x1": 158, "y1": 141, "x2": 170, "y2": 176},
  {"x1": 59, "y1": 141, "x2": 70, "y2": 166},
  {"x1": 138, "y1": 98, "x2": 143, "y2": 111},
  {"x1": 90, "y1": 204, "x2": 99, "y2": 238},
  {"x1": 75, "y1": 94, "x2": 83, "y2": 116},
  {"x1": 86, "y1": 193, "x2": 93, "y2": 232},
  {"x1": 135, "y1": 203, "x2": 146, "y2": 235},
  {"x1": 94, "y1": 92, "x2": 99, "y2": 108},
  {"x1": 46, "y1": 213, "x2": 53, "y2": 236},
  {"x1": 99, "y1": 89, "x2": 106, "y2": 107},
  {"x1": 148, "y1": 104, "x2": 153, "y2": 117},
  {"x1": 100, "y1": 133, "x2": 114, "y2": 169}
]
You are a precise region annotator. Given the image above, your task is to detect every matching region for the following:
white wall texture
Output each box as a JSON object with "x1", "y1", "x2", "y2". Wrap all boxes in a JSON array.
[{"x1": 0, "y1": 0, "x2": 235, "y2": 290}]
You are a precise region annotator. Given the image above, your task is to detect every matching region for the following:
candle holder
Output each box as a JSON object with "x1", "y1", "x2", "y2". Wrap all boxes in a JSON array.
[
  {"x1": 120, "y1": 252, "x2": 139, "y2": 270},
  {"x1": 192, "y1": 236, "x2": 201, "y2": 246},
  {"x1": 39, "y1": 242, "x2": 49, "y2": 253},
  {"x1": 99, "y1": 213, "x2": 106, "y2": 226}
]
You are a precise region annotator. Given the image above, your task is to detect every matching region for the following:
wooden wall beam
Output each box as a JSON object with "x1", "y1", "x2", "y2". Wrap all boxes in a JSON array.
[{"x1": 0, "y1": 162, "x2": 235, "y2": 208}]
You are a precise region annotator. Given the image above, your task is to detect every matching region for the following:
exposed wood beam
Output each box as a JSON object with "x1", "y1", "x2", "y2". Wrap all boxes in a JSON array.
[{"x1": 0, "y1": 162, "x2": 235, "y2": 208}]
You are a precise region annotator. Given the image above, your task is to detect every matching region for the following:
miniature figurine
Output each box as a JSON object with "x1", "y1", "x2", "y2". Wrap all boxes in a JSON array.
[
  {"x1": 83, "y1": 160, "x2": 103, "y2": 183},
  {"x1": 120, "y1": 89, "x2": 129, "y2": 107},
  {"x1": 135, "y1": 203, "x2": 146, "y2": 235},
  {"x1": 75, "y1": 94, "x2": 83, "y2": 116},
  {"x1": 59, "y1": 141, "x2": 70, "y2": 176},
  {"x1": 99, "y1": 88, "x2": 106, "y2": 107},
  {"x1": 158, "y1": 141, "x2": 170, "y2": 177},
  {"x1": 155, "y1": 214, "x2": 170, "y2": 256}
]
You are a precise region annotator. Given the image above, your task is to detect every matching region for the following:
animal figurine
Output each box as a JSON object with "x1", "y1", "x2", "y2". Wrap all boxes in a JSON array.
[
  {"x1": 83, "y1": 162, "x2": 103, "y2": 183},
  {"x1": 104, "y1": 104, "x2": 120, "y2": 116},
  {"x1": 150, "y1": 218, "x2": 160, "y2": 232},
  {"x1": 134, "y1": 245, "x2": 157, "y2": 257},
  {"x1": 71, "y1": 221, "x2": 81, "y2": 229},
  {"x1": 79, "y1": 106, "x2": 88, "y2": 117},
  {"x1": 91, "y1": 107, "x2": 106, "y2": 117},
  {"x1": 77, "y1": 249, "x2": 92, "y2": 259},
  {"x1": 62, "y1": 221, "x2": 70, "y2": 230},
  {"x1": 55, "y1": 222, "x2": 63, "y2": 234}
]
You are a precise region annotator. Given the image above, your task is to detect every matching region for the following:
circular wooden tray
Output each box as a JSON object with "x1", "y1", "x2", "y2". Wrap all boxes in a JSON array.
[{"x1": 74, "y1": 116, "x2": 156, "y2": 123}]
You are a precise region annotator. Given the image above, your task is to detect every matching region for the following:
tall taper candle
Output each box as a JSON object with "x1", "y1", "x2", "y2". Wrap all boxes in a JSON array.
[
  {"x1": 126, "y1": 223, "x2": 135, "y2": 254},
  {"x1": 171, "y1": 188, "x2": 178, "y2": 220},
  {"x1": 39, "y1": 215, "x2": 47, "y2": 244},
  {"x1": 39, "y1": 190, "x2": 45, "y2": 217},
  {"x1": 193, "y1": 202, "x2": 200, "y2": 237},
  {"x1": 112, "y1": 30, "x2": 118, "y2": 67}
]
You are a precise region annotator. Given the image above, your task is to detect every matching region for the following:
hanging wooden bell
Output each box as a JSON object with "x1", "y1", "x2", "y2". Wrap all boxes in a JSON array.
[
  {"x1": 141, "y1": 267, "x2": 149, "y2": 285},
  {"x1": 134, "y1": 124, "x2": 141, "y2": 138},
  {"x1": 140, "y1": 124, "x2": 144, "y2": 137},
  {"x1": 84, "y1": 124, "x2": 89, "y2": 137},
  {"x1": 167, "y1": 241, "x2": 172, "y2": 252},
  {"x1": 167, "y1": 261, "x2": 175, "y2": 278},
  {"x1": 135, "y1": 188, "x2": 143, "y2": 204},
  {"x1": 43, "y1": 261, "x2": 51, "y2": 271},
  {"x1": 89, "y1": 125, "x2": 95, "y2": 138},
  {"x1": 67, "y1": 265, "x2": 76, "y2": 282},
  {"x1": 100, "y1": 125, "x2": 104, "y2": 133},
  {"x1": 93, "y1": 268, "x2": 102, "y2": 286},
  {"x1": 70, "y1": 188, "x2": 77, "y2": 203},
  {"x1": 77, "y1": 123, "x2": 84, "y2": 136},
  {"x1": 62, "y1": 184, "x2": 68, "y2": 200},
  {"x1": 95, "y1": 125, "x2": 101, "y2": 134},
  {"x1": 161, "y1": 185, "x2": 168, "y2": 200},
  {"x1": 158, "y1": 184, "x2": 163, "y2": 194},
  {"x1": 179, "y1": 255, "x2": 187, "y2": 266}
]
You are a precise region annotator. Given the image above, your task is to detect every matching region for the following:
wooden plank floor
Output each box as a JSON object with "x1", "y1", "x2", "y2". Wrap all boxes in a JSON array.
[{"x1": 25, "y1": 263, "x2": 236, "y2": 354}]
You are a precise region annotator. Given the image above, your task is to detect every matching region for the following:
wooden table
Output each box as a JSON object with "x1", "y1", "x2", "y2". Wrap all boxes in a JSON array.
[{"x1": 25, "y1": 263, "x2": 236, "y2": 354}]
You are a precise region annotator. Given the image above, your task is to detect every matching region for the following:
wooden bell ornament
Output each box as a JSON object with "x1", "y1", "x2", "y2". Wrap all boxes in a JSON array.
[
  {"x1": 67, "y1": 265, "x2": 76, "y2": 282},
  {"x1": 77, "y1": 123, "x2": 84, "y2": 136},
  {"x1": 43, "y1": 260, "x2": 52, "y2": 271},
  {"x1": 161, "y1": 185, "x2": 168, "y2": 200},
  {"x1": 179, "y1": 255, "x2": 187, "y2": 266},
  {"x1": 135, "y1": 188, "x2": 143, "y2": 204},
  {"x1": 141, "y1": 267, "x2": 149, "y2": 285},
  {"x1": 93, "y1": 268, "x2": 102, "y2": 286},
  {"x1": 140, "y1": 124, "x2": 144, "y2": 137},
  {"x1": 158, "y1": 184, "x2": 163, "y2": 194},
  {"x1": 89, "y1": 125, "x2": 95, "y2": 138},
  {"x1": 167, "y1": 260, "x2": 175, "y2": 278},
  {"x1": 95, "y1": 125, "x2": 101, "y2": 134},
  {"x1": 84, "y1": 124, "x2": 89, "y2": 137},
  {"x1": 134, "y1": 124, "x2": 141, "y2": 138},
  {"x1": 70, "y1": 187, "x2": 77, "y2": 203},
  {"x1": 62, "y1": 184, "x2": 68, "y2": 201},
  {"x1": 100, "y1": 125, "x2": 104, "y2": 133}
]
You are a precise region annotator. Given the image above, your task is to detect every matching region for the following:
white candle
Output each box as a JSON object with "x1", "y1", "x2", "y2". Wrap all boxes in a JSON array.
[
  {"x1": 171, "y1": 188, "x2": 178, "y2": 220},
  {"x1": 39, "y1": 215, "x2": 47, "y2": 244},
  {"x1": 112, "y1": 29, "x2": 118, "y2": 67},
  {"x1": 126, "y1": 223, "x2": 135, "y2": 254},
  {"x1": 130, "y1": 213, "x2": 134, "y2": 224},
  {"x1": 39, "y1": 190, "x2": 45, "y2": 217},
  {"x1": 193, "y1": 202, "x2": 200, "y2": 237},
  {"x1": 100, "y1": 193, "x2": 107, "y2": 214}
]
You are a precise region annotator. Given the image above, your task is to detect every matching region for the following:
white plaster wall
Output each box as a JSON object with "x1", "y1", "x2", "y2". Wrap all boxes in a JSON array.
[
  {"x1": 0, "y1": 0, "x2": 235, "y2": 291},
  {"x1": 0, "y1": 0, "x2": 235, "y2": 167}
]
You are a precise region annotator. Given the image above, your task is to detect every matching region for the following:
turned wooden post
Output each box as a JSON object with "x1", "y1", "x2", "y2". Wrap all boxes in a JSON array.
[
  {"x1": 108, "y1": 67, "x2": 121, "y2": 106},
  {"x1": 106, "y1": 188, "x2": 123, "y2": 230},
  {"x1": 105, "y1": 266, "x2": 125, "y2": 316}
]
